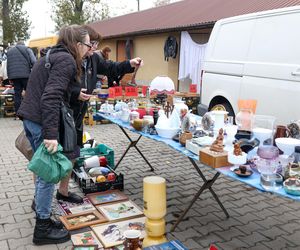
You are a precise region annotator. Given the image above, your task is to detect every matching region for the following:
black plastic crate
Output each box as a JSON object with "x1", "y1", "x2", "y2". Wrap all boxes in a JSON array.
[{"x1": 72, "y1": 165, "x2": 124, "y2": 194}]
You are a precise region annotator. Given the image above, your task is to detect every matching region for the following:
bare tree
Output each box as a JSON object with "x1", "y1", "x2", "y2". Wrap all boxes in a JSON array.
[{"x1": 49, "y1": 0, "x2": 110, "y2": 31}]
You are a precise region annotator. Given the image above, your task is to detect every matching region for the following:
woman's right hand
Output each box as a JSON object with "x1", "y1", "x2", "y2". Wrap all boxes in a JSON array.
[
  {"x1": 44, "y1": 139, "x2": 58, "y2": 154},
  {"x1": 78, "y1": 88, "x2": 92, "y2": 101}
]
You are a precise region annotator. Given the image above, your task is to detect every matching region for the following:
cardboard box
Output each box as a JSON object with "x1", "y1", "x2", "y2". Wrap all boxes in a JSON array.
[{"x1": 199, "y1": 147, "x2": 232, "y2": 168}]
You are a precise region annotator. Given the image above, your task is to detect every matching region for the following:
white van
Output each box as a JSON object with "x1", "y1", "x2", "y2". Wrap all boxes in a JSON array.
[{"x1": 199, "y1": 6, "x2": 300, "y2": 124}]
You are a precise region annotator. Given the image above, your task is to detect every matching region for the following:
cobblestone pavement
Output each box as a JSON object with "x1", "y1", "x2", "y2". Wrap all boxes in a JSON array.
[{"x1": 1, "y1": 118, "x2": 300, "y2": 250}]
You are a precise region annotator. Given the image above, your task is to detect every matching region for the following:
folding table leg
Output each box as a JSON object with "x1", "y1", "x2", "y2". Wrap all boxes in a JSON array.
[
  {"x1": 170, "y1": 158, "x2": 229, "y2": 232},
  {"x1": 114, "y1": 126, "x2": 154, "y2": 171}
]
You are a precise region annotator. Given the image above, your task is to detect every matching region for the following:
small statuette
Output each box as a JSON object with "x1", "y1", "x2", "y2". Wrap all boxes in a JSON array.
[
  {"x1": 233, "y1": 142, "x2": 243, "y2": 156},
  {"x1": 210, "y1": 128, "x2": 224, "y2": 153}
]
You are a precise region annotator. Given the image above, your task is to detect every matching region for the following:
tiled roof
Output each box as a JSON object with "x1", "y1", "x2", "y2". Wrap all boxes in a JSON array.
[{"x1": 89, "y1": 0, "x2": 300, "y2": 38}]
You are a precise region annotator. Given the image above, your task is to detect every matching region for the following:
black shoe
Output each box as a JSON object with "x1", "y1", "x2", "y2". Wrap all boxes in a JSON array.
[
  {"x1": 50, "y1": 218, "x2": 64, "y2": 229},
  {"x1": 56, "y1": 190, "x2": 83, "y2": 204},
  {"x1": 33, "y1": 218, "x2": 70, "y2": 245}
]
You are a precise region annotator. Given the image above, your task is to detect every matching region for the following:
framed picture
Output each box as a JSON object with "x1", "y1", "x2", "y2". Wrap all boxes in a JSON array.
[
  {"x1": 86, "y1": 190, "x2": 128, "y2": 206},
  {"x1": 92, "y1": 216, "x2": 146, "y2": 248},
  {"x1": 96, "y1": 200, "x2": 143, "y2": 221},
  {"x1": 69, "y1": 204, "x2": 96, "y2": 215},
  {"x1": 72, "y1": 245, "x2": 98, "y2": 250},
  {"x1": 58, "y1": 197, "x2": 95, "y2": 215},
  {"x1": 71, "y1": 231, "x2": 103, "y2": 248},
  {"x1": 60, "y1": 210, "x2": 107, "y2": 230}
]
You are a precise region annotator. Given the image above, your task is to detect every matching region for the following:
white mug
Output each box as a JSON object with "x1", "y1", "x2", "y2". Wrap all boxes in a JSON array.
[{"x1": 84, "y1": 155, "x2": 100, "y2": 168}]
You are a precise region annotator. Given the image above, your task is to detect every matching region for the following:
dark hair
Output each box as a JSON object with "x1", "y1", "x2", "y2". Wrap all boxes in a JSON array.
[
  {"x1": 57, "y1": 25, "x2": 89, "y2": 80},
  {"x1": 101, "y1": 46, "x2": 111, "y2": 60},
  {"x1": 81, "y1": 25, "x2": 102, "y2": 43}
]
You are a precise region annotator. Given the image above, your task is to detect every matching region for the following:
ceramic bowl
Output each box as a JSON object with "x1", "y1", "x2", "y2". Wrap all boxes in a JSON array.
[
  {"x1": 227, "y1": 152, "x2": 247, "y2": 165},
  {"x1": 275, "y1": 137, "x2": 300, "y2": 155},
  {"x1": 257, "y1": 145, "x2": 279, "y2": 159},
  {"x1": 155, "y1": 126, "x2": 180, "y2": 139},
  {"x1": 283, "y1": 178, "x2": 300, "y2": 196},
  {"x1": 98, "y1": 93, "x2": 109, "y2": 99}
]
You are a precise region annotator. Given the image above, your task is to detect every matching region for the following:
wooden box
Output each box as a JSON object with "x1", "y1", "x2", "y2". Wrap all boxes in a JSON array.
[{"x1": 199, "y1": 147, "x2": 232, "y2": 168}]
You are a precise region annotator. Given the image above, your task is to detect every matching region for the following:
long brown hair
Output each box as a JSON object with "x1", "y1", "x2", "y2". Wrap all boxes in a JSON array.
[{"x1": 57, "y1": 25, "x2": 88, "y2": 80}]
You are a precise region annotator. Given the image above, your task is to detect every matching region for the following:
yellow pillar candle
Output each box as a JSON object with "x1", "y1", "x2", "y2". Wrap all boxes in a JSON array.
[{"x1": 142, "y1": 176, "x2": 167, "y2": 248}]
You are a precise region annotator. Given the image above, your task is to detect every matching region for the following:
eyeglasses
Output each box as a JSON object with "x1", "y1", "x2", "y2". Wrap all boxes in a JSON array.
[
  {"x1": 91, "y1": 41, "x2": 99, "y2": 48},
  {"x1": 81, "y1": 42, "x2": 92, "y2": 50}
]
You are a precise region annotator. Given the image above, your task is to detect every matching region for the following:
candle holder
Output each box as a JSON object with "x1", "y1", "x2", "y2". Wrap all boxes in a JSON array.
[{"x1": 142, "y1": 176, "x2": 167, "y2": 248}]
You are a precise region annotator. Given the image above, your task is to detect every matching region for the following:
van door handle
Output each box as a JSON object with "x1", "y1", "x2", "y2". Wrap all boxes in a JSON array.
[{"x1": 291, "y1": 71, "x2": 300, "y2": 76}]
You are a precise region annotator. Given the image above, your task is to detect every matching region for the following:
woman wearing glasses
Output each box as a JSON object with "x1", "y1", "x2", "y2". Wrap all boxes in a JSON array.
[
  {"x1": 55, "y1": 25, "x2": 142, "y2": 205},
  {"x1": 17, "y1": 25, "x2": 91, "y2": 245}
]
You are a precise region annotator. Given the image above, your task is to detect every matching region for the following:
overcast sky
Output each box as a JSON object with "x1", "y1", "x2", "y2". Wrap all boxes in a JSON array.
[{"x1": 23, "y1": 0, "x2": 179, "y2": 40}]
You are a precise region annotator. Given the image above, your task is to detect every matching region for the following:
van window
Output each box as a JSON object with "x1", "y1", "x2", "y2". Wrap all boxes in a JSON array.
[
  {"x1": 248, "y1": 12, "x2": 300, "y2": 65},
  {"x1": 211, "y1": 19, "x2": 254, "y2": 61}
]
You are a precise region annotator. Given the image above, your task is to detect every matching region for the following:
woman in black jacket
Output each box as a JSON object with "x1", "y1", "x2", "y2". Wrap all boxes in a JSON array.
[
  {"x1": 56, "y1": 25, "x2": 142, "y2": 204},
  {"x1": 17, "y1": 25, "x2": 92, "y2": 245}
]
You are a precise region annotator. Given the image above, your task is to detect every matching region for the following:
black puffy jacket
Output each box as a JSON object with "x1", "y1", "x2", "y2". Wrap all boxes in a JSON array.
[{"x1": 17, "y1": 45, "x2": 78, "y2": 140}]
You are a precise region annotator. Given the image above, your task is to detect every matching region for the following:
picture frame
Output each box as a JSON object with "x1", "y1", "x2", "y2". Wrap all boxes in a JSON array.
[
  {"x1": 71, "y1": 230, "x2": 103, "y2": 248},
  {"x1": 58, "y1": 197, "x2": 95, "y2": 215},
  {"x1": 60, "y1": 210, "x2": 108, "y2": 230},
  {"x1": 69, "y1": 204, "x2": 96, "y2": 215},
  {"x1": 96, "y1": 200, "x2": 143, "y2": 222},
  {"x1": 92, "y1": 216, "x2": 146, "y2": 248},
  {"x1": 72, "y1": 245, "x2": 98, "y2": 250},
  {"x1": 86, "y1": 190, "x2": 128, "y2": 206}
]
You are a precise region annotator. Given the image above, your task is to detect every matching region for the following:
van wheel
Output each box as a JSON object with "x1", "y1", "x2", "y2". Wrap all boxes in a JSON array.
[{"x1": 210, "y1": 102, "x2": 235, "y2": 118}]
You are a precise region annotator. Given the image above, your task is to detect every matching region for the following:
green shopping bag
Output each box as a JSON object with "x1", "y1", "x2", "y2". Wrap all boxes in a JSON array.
[{"x1": 28, "y1": 143, "x2": 72, "y2": 183}]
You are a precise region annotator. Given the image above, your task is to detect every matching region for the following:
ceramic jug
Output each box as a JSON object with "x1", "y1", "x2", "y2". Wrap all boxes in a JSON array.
[
  {"x1": 274, "y1": 125, "x2": 290, "y2": 139},
  {"x1": 123, "y1": 230, "x2": 142, "y2": 250}
]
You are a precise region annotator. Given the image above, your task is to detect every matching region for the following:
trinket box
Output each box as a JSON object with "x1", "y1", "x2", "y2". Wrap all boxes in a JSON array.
[{"x1": 199, "y1": 147, "x2": 232, "y2": 168}]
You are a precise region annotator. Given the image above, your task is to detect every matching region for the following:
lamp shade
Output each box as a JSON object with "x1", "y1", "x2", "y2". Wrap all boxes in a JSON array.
[{"x1": 149, "y1": 76, "x2": 175, "y2": 95}]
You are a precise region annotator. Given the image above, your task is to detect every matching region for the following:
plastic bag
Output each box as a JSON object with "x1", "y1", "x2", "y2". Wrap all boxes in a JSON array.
[{"x1": 28, "y1": 143, "x2": 72, "y2": 183}]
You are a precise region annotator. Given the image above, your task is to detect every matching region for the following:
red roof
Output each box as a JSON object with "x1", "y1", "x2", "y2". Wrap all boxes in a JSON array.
[{"x1": 89, "y1": 0, "x2": 300, "y2": 39}]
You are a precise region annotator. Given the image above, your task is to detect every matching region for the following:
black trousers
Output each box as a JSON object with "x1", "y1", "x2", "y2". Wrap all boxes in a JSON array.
[{"x1": 12, "y1": 78, "x2": 28, "y2": 113}]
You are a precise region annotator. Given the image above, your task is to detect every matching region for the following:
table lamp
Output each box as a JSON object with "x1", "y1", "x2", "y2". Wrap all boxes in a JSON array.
[{"x1": 142, "y1": 176, "x2": 167, "y2": 248}]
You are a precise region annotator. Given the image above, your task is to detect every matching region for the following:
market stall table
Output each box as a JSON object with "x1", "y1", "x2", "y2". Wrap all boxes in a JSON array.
[
  {"x1": 94, "y1": 112, "x2": 230, "y2": 231},
  {"x1": 94, "y1": 113, "x2": 300, "y2": 232}
]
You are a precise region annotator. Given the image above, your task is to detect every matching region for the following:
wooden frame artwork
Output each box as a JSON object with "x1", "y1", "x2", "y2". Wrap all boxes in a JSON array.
[
  {"x1": 59, "y1": 210, "x2": 107, "y2": 230},
  {"x1": 86, "y1": 190, "x2": 128, "y2": 206},
  {"x1": 96, "y1": 200, "x2": 143, "y2": 222},
  {"x1": 92, "y1": 216, "x2": 146, "y2": 248},
  {"x1": 71, "y1": 230, "x2": 102, "y2": 247}
]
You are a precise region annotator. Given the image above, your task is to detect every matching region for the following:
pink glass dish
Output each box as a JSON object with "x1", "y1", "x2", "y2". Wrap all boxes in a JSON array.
[{"x1": 257, "y1": 146, "x2": 279, "y2": 160}]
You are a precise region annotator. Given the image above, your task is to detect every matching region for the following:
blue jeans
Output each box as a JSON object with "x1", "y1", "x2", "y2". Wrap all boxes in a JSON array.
[{"x1": 23, "y1": 119, "x2": 55, "y2": 219}]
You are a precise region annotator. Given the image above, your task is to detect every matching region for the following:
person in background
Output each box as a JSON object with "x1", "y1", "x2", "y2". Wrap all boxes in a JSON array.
[
  {"x1": 17, "y1": 25, "x2": 91, "y2": 245},
  {"x1": 55, "y1": 25, "x2": 142, "y2": 205},
  {"x1": 99, "y1": 46, "x2": 111, "y2": 60},
  {"x1": 7, "y1": 41, "x2": 36, "y2": 116},
  {"x1": 0, "y1": 59, "x2": 9, "y2": 86}
]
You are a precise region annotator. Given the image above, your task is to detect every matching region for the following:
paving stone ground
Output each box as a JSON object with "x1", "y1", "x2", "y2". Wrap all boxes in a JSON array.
[{"x1": 1, "y1": 117, "x2": 300, "y2": 250}]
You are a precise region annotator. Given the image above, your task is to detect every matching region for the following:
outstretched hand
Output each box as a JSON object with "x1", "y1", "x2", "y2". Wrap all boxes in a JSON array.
[{"x1": 130, "y1": 57, "x2": 143, "y2": 68}]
